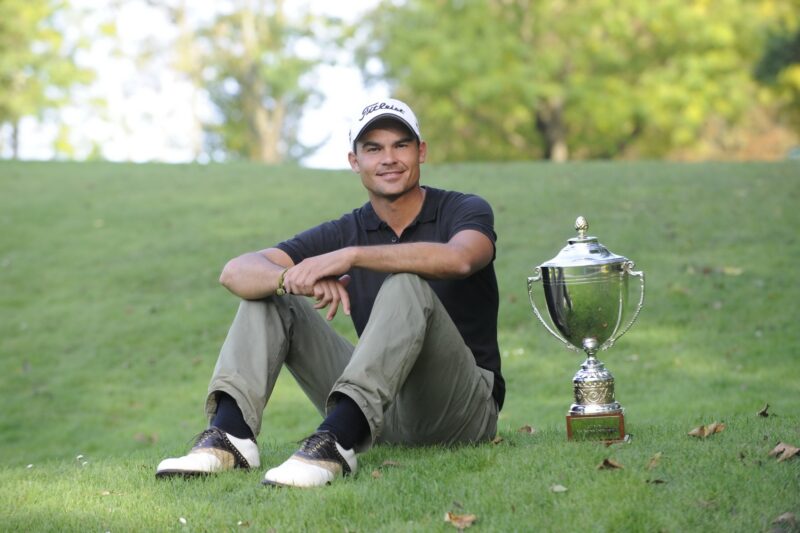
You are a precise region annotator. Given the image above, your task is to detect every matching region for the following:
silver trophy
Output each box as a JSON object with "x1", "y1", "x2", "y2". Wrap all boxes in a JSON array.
[{"x1": 527, "y1": 216, "x2": 644, "y2": 441}]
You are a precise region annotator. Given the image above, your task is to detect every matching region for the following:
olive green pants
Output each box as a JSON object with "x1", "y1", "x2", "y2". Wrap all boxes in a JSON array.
[{"x1": 206, "y1": 273, "x2": 497, "y2": 452}]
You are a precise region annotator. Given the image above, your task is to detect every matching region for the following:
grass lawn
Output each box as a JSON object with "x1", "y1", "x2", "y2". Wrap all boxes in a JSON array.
[{"x1": 1, "y1": 160, "x2": 798, "y2": 532}]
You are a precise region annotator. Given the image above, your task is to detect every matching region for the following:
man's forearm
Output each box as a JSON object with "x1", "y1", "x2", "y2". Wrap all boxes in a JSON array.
[
  {"x1": 350, "y1": 234, "x2": 490, "y2": 280},
  {"x1": 219, "y1": 251, "x2": 288, "y2": 299}
]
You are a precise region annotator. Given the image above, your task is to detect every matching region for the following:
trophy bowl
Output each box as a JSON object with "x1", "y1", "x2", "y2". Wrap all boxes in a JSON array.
[{"x1": 528, "y1": 216, "x2": 644, "y2": 441}]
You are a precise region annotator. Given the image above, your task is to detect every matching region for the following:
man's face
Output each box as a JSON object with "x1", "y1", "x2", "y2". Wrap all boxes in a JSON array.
[{"x1": 348, "y1": 123, "x2": 427, "y2": 202}]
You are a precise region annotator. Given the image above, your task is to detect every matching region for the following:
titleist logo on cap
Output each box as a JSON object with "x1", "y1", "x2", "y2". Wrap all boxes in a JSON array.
[{"x1": 359, "y1": 102, "x2": 405, "y2": 122}]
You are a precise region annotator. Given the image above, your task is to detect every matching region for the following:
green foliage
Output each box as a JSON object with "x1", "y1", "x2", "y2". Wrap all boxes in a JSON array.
[
  {"x1": 1, "y1": 160, "x2": 799, "y2": 530},
  {"x1": 191, "y1": 2, "x2": 327, "y2": 163},
  {"x1": 0, "y1": 0, "x2": 92, "y2": 156},
  {"x1": 755, "y1": 6, "x2": 800, "y2": 132},
  {"x1": 356, "y1": 0, "x2": 797, "y2": 161}
]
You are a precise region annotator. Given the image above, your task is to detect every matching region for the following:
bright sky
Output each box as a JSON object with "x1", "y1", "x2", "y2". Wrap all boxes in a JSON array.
[{"x1": 13, "y1": 0, "x2": 387, "y2": 169}]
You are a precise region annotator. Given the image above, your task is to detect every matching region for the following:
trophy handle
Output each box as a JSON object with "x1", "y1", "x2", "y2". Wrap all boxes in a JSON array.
[
  {"x1": 606, "y1": 260, "x2": 645, "y2": 348},
  {"x1": 527, "y1": 267, "x2": 581, "y2": 353}
]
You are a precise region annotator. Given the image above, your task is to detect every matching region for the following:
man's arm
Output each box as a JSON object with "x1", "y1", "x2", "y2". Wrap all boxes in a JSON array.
[
  {"x1": 219, "y1": 247, "x2": 352, "y2": 320},
  {"x1": 218, "y1": 247, "x2": 293, "y2": 300},
  {"x1": 282, "y1": 229, "x2": 494, "y2": 295},
  {"x1": 221, "y1": 229, "x2": 492, "y2": 320}
]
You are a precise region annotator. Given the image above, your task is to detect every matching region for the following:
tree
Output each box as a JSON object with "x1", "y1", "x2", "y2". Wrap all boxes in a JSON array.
[
  {"x1": 131, "y1": 0, "x2": 333, "y2": 163},
  {"x1": 355, "y1": 0, "x2": 794, "y2": 162},
  {"x1": 754, "y1": 4, "x2": 800, "y2": 135},
  {"x1": 0, "y1": 0, "x2": 92, "y2": 158},
  {"x1": 193, "y1": 0, "x2": 330, "y2": 163}
]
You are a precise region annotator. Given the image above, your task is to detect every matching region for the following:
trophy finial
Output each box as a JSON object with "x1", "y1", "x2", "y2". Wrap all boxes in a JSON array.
[{"x1": 575, "y1": 216, "x2": 588, "y2": 239}]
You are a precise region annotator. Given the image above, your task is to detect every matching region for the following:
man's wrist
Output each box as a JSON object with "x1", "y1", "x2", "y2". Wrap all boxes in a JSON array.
[{"x1": 275, "y1": 268, "x2": 289, "y2": 296}]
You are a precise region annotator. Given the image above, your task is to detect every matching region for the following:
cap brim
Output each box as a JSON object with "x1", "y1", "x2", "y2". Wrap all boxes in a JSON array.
[{"x1": 352, "y1": 114, "x2": 420, "y2": 150}]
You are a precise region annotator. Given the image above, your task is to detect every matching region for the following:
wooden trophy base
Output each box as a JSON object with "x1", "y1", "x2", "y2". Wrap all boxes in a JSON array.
[{"x1": 566, "y1": 411, "x2": 626, "y2": 442}]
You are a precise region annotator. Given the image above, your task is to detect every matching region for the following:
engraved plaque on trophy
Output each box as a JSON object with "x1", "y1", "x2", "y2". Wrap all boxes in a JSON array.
[{"x1": 527, "y1": 217, "x2": 644, "y2": 442}]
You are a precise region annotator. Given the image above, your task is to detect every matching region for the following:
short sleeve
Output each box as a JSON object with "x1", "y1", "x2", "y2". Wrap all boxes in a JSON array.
[
  {"x1": 446, "y1": 193, "x2": 497, "y2": 245},
  {"x1": 275, "y1": 220, "x2": 345, "y2": 265}
]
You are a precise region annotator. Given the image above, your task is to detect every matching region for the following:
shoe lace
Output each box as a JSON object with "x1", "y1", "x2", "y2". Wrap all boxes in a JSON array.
[
  {"x1": 187, "y1": 427, "x2": 220, "y2": 448},
  {"x1": 297, "y1": 431, "x2": 334, "y2": 455}
]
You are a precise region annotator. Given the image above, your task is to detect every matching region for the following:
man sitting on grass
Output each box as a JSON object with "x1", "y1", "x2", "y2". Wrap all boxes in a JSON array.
[{"x1": 156, "y1": 98, "x2": 505, "y2": 488}]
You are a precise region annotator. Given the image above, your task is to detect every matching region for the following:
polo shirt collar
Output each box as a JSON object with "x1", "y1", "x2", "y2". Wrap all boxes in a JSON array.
[{"x1": 362, "y1": 186, "x2": 438, "y2": 231}]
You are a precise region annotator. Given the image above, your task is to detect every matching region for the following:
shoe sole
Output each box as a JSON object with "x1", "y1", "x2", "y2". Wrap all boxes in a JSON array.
[
  {"x1": 260, "y1": 478, "x2": 332, "y2": 488},
  {"x1": 155, "y1": 470, "x2": 214, "y2": 479},
  {"x1": 156, "y1": 465, "x2": 257, "y2": 479}
]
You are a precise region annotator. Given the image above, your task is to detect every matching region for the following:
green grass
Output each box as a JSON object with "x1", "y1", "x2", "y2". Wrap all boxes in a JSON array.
[{"x1": 1, "y1": 160, "x2": 798, "y2": 532}]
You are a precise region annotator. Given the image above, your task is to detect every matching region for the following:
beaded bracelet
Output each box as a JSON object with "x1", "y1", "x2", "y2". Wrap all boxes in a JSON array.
[{"x1": 275, "y1": 268, "x2": 289, "y2": 296}]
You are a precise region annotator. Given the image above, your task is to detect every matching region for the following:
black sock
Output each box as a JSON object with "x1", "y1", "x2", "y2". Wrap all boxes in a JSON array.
[
  {"x1": 211, "y1": 392, "x2": 254, "y2": 440},
  {"x1": 317, "y1": 394, "x2": 369, "y2": 450}
]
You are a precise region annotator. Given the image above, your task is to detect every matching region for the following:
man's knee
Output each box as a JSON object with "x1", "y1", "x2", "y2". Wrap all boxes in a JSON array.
[
  {"x1": 235, "y1": 294, "x2": 307, "y2": 318},
  {"x1": 374, "y1": 273, "x2": 436, "y2": 313},
  {"x1": 381, "y1": 272, "x2": 428, "y2": 293}
]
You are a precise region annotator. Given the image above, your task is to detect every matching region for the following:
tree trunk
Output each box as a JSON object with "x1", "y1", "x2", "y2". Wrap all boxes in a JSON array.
[
  {"x1": 248, "y1": 99, "x2": 283, "y2": 163},
  {"x1": 12, "y1": 121, "x2": 19, "y2": 160},
  {"x1": 240, "y1": 5, "x2": 282, "y2": 163},
  {"x1": 535, "y1": 100, "x2": 568, "y2": 162}
]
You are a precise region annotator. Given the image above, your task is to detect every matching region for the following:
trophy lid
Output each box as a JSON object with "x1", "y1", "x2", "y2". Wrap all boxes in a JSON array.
[{"x1": 540, "y1": 216, "x2": 628, "y2": 268}]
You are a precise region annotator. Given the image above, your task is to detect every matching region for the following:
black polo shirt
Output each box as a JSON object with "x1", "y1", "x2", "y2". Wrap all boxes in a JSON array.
[{"x1": 276, "y1": 186, "x2": 504, "y2": 409}]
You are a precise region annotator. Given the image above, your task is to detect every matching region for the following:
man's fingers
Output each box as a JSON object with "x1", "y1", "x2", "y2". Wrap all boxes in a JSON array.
[
  {"x1": 313, "y1": 284, "x2": 332, "y2": 308},
  {"x1": 336, "y1": 281, "x2": 351, "y2": 316},
  {"x1": 308, "y1": 278, "x2": 350, "y2": 320},
  {"x1": 326, "y1": 297, "x2": 340, "y2": 321}
]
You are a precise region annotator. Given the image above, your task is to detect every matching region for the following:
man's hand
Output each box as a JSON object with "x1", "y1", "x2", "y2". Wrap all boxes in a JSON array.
[
  {"x1": 310, "y1": 275, "x2": 351, "y2": 320},
  {"x1": 281, "y1": 249, "x2": 354, "y2": 320},
  {"x1": 282, "y1": 248, "x2": 354, "y2": 295}
]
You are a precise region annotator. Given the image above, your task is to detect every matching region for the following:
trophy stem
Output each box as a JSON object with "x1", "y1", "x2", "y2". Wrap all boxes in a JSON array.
[
  {"x1": 567, "y1": 354, "x2": 626, "y2": 441},
  {"x1": 570, "y1": 353, "x2": 622, "y2": 416}
]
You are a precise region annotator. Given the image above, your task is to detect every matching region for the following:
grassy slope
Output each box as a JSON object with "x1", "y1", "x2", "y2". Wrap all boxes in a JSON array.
[{"x1": 0, "y1": 160, "x2": 798, "y2": 531}]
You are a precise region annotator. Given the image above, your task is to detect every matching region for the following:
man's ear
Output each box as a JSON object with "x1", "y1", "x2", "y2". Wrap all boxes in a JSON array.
[
  {"x1": 348, "y1": 150, "x2": 359, "y2": 172},
  {"x1": 418, "y1": 141, "x2": 428, "y2": 164}
]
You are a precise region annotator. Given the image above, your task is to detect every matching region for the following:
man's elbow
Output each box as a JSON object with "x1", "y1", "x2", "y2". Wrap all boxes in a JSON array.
[
  {"x1": 218, "y1": 258, "x2": 239, "y2": 288},
  {"x1": 451, "y1": 257, "x2": 478, "y2": 279}
]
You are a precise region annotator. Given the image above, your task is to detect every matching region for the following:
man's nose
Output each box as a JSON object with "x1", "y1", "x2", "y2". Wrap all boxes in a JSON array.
[{"x1": 380, "y1": 147, "x2": 399, "y2": 164}]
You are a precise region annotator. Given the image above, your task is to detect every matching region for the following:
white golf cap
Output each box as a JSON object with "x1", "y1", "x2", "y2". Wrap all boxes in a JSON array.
[{"x1": 349, "y1": 98, "x2": 422, "y2": 151}]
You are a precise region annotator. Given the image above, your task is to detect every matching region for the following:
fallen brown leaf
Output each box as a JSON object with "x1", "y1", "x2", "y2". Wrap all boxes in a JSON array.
[
  {"x1": 647, "y1": 452, "x2": 662, "y2": 470},
  {"x1": 491, "y1": 436, "x2": 504, "y2": 445},
  {"x1": 687, "y1": 426, "x2": 704, "y2": 438},
  {"x1": 768, "y1": 442, "x2": 800, "y2": 462},
  {"x1": 768, "y1": 443, "x2": 786, "y2": 457},
  {"x1": 597, "y1": 458, "x2": 624, "y2": 470},
  {"x1": 517, "y1": 425, "x2": 536, "y2": 434},
  {"x1": 772, "y1": 512, "x2": 797, "y2": 529},
  {"x1": 778, "y1": 447, "x2": 799, "y2": 462},
  {"x1": 371, "y1": 460, "x2": 403, "y2": 479},
  {"x1": 757, "y1": 403, "x2": 770, "y2": 417},
  {"x1": 688, "y1": 422, "x2": 725, "y2": 438},
  {"x1": 444, "y1": 512, "x2": 477, "y2": 530}
]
